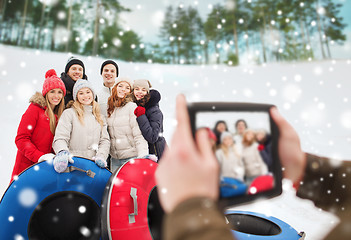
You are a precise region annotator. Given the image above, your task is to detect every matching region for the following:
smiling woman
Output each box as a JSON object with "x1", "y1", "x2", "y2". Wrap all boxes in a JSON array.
[
  {"x1": 52, "y1": 79, "x2": 110, "y2": 171},
  {"x1": 10, "y1": 69, "x2": 66, "y2": 182},
  {"x1": 106, "y1": 77, "x2": 149, "y2": 172}
]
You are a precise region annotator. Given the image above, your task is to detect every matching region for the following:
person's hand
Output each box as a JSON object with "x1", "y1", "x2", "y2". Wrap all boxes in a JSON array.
[
  {"x1": 93, "y1": 155, "x2": 107, "y2": 168},
  {"x1": 38, "y1": 153, "x2": 55, "y2": 162},
  {"x1": 155, "y1": 95, "x2": 219, "y2": 213},
  {"x1": 270, "y1": 107, "x2": 306, "y2": 186},
  {"x1": 134, "y1": 106, "x2": 146, "y2": 117},
  {"x1": 53, "y1": 150, "x2": 74, "y2": 173}
]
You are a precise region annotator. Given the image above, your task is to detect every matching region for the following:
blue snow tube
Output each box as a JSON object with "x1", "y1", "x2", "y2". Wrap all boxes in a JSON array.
[
  {"x1": 0, "y1": 157, "x2": 111, "y2": 240},
  {"x1": 220, "y1": 177, "x2": 247, "y2": 198},
  {"x1": 225, "y1": 210, "x2": 306, "y2": 240}
]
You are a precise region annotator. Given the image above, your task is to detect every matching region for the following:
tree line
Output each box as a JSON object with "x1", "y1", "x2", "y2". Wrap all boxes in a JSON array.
[{"x1": 0, "y1": 0, "x2": 347, "y2": 65}]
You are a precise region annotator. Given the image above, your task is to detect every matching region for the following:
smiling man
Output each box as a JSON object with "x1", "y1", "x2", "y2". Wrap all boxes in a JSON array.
[
  {"x1": 60, "y1": 57, "x2": 88, "y2": 106},
  {"x1": 97, "y1": 60, "x2": 119, "y2": 117}
]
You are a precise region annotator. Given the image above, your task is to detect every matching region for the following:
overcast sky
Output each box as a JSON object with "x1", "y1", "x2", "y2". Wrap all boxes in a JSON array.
[
  {"x1": 118, "y1": 0, "x2": 221, "y2": 43},
  {"x1": 118, "y1": 0, "x2": 351, "y2": 58}
]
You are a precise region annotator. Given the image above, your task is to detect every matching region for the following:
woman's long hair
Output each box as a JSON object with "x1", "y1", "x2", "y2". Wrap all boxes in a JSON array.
[
  {"x1": 107, "y1": 84, "x2": 131, "y2": 117},
  {"x1": 72, "y1": 100, "x2": 104, "y2": 127},
  {"x1": 45, "y1": 95, "x2": 65, "y2": 134},
  {"x1": 242, "y1": 129, "x2": 256, "y2": 147},
  {"x1": 220, "y1": 142, "x2": 240, "y2": 159},
  {"x1": 131, "y1": 89, "x2": 150, "y2": 107}
]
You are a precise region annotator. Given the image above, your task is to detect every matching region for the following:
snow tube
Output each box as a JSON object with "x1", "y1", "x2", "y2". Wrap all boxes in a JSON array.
[
  {"x1": 101, "y1": 158, "x2": 164, "y2": 240},
  {"x1": 220, "y1": 177, "x2": 247, "y2": 198},
  {"x1": 0, "y1": 157, "x2": 111, "y2": 240},
  {"x1": 248, "y1": 175, "x2": 274, "y2": 195},
  {"x1": 225, "y1": 210, "x2": 306, "y2": 240}
]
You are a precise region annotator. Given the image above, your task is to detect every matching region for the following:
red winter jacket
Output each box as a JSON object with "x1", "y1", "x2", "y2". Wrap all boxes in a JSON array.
[{"x1": 11, "y1": 92, "x2": 56, "y2": 181}]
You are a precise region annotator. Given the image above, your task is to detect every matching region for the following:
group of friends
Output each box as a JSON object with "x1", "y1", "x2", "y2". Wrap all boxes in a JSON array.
[
  {"x1": 8, "y1": 57, "x2": 351, "y2": 240},
  {"x1": 209, "y1": 119, "x2": 272, "y2": 185},
  {"x1": 11, "y1": 57, "x2": 167, "y2": 181}
]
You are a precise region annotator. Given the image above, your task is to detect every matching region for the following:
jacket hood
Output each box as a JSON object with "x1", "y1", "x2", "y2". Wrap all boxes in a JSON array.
[
  {"x1": 29, "y1": 92, "x2": 47, "y2": 109},
  {"x1": 145, "y1": 89, "x2": 161, "y2": 109}
]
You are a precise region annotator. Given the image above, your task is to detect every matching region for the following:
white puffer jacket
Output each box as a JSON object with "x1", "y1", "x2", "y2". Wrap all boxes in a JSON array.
[
  {"x1": 97, "y1": 84, "x2": 114, "y2": 118},
  {"x1": 107, "y1": 101, "x2": 148, "y2": 160},
  {"x1": 53, "y1": 105, "x2": 110, "y2": 160},
  {"x1": 242, "y1": 143, "x2": 268, "y2": 177}
]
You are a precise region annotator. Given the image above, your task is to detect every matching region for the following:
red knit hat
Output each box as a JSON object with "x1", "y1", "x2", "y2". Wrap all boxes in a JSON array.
[{"x1": 42, "y1": 69, "x2": 66, "y2": 96}]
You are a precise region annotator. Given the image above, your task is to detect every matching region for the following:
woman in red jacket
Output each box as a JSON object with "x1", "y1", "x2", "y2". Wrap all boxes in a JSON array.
[{"x1": 10, "y1": 69, "x2": 66, "y2": 182}]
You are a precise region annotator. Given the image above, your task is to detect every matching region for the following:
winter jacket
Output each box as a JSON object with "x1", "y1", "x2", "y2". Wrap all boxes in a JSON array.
[
  {"x1": 164, "y1": 154, "x2": 351, "y2": 240},
  {"x1": 136, "y1": 89, "x2": 167, "y2": 159},
  {"x1": 233, "y1": 134, "x2": 243, "y2": 155},
  {"x1": 97, "y1": 83, "x2": 114, "y2": 118},
  {"x1": 107, "y1": 101, "x2": 148, "y2": 160},
  {"x1": 11, "y1": 92, "x2": 55, "y2": 181},
  {"x1": 297, "y1": 154, "x2": 351, "y2": 240},
  {"x1": 60, "y1": 72, "x2": 88, "y2": 106},
  {"x1": 216, "y1": 147, "x2": 245, "y2": 181},
  {"x1": 163, "y1": 197, "x2": 234, "y2": 240},
  {"x1": 242, "y1": 143, "x2": 268, "y2": 178},
  {"x1": 258, "y1": 135, "x2": 273, "y2": 172},
  {"x1": 53, "y1": 105, "x2": 110, "y2": 160}
]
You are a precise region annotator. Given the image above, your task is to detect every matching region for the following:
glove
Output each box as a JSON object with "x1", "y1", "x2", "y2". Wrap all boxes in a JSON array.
[
  {"x1": 53, "y1": 150, "x2": 74, "y2": 173},
  {"x1": 142, "y1": 154, "x2": 158, "y2": 162},
  {"x1": 38, "y1": 153, "x2": 55, "y2": 162},
  {"x1": 258, "y1": 144, "x2": 265, "y2": 151},
  {"x1": 134, "y1": 106, "x2": 146, "y2": 117},
  {"x1": 92, "y1": 156, "x2": 107, "y2": 168}
]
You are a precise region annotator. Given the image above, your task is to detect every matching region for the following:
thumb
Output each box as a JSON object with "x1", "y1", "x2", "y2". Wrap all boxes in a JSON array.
[{"x1": 68, "y1": 155, "x2": 74, "y2": 164}]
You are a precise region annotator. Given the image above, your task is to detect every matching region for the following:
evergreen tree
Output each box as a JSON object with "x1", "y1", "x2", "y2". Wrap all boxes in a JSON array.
[{"x1": 321, "y1": 0, "x2": 347, "y2": 58}]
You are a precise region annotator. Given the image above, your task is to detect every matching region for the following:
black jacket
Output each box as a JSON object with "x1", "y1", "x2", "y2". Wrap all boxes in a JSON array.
[
  {"x1": 60, "y1": 72, "x2": 88, "y2": 105},
  {"x1": 136, "y1": 89, "x2": 167, "y2": 160}
]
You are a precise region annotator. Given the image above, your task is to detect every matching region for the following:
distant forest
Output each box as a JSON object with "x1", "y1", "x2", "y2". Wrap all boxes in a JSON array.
[{"x1": 0, "y1": 0, "x2": 347, "y2": 65}]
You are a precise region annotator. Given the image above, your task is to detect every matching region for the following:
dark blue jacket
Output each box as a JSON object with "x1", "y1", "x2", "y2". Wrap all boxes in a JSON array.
[
  {"x1": 136, "y1": 89, "x2": 167, "y2": 160},
  {"x1": 258, "y1": 134, "x2": 273, "y2": 172}
]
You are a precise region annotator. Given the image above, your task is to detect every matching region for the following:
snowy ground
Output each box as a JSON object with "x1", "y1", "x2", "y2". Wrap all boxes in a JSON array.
[{"x1": 1, "y1": 44, "x2": 350, "y2": 239}]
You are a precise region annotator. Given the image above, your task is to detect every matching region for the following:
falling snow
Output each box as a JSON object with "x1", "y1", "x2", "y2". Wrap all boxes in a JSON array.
[{"x1": 0, "y1": 44, "x2": 350, "y2": 240}]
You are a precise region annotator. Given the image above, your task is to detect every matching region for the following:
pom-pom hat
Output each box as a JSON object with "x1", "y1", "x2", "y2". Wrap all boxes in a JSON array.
[
  {"x1": 73, "y1": 79, "x2": 96, "y2": 101},
  {"x1": 42, "y1": 69, "x2": 66, "y2": 96}
]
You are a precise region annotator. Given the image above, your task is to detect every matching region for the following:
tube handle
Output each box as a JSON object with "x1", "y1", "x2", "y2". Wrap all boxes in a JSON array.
[{"x1": 128, "y1": 187, "x2": 138, "y2": 223}]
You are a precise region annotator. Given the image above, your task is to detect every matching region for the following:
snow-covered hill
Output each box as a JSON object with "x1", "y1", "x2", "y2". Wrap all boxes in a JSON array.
[{"x1": 1, "y1": 44, "x2": 349, "y2": 239}]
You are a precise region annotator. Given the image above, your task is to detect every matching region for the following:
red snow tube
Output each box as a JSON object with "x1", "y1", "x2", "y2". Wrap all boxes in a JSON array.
[{"x1": 101, "y1": 158, "x2": 164, "y2": 240}]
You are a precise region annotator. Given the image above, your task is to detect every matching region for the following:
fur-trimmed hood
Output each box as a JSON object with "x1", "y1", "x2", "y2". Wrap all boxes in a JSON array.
[
  {"x1": 29, "y1": 92, "x2": 47, "y2": 109},
  {"x1": 145, "y1": 89, "x2": 161, "y2": 109}
]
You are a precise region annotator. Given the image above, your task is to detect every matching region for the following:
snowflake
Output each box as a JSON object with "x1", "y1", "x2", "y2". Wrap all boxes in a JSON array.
[
  {"x1": 78, "y1": 205, "x2": 87, "y2": 214},
  {"x1": 18, "y1": 188, "x2": 37, "y2": 207},
  {"x1": 80, "y1": 226, "x2": 91, "y2": 237}
]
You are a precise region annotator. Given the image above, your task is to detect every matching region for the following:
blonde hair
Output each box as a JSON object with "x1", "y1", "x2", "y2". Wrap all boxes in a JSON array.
[
  {"x1": 45, "y1": 94, "x2": 65, "y2": 134},
  {"x1": 220, "y1": 138, "x2": 240, "y2": 159},
  {"x1": 242, "y1": 129, "x2": 256, "y2": 147},
  {"x1": 72, "y1": 100, "x2": 104, "y2": 127}
]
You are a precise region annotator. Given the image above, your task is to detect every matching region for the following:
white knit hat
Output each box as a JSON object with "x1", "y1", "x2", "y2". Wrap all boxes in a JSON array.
[
  {"x1": 220, "y1": 131, "x2": 233, "y2": 143},
  {"x1": 133, "y1": 79, "x2": 152, "y2": 93},
  {"x1": 73, "y1": 79, "x2": 96, "y2": 101}
]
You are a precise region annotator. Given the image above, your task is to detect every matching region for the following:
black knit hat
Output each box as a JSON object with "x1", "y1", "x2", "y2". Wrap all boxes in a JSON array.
[
  {"x1": 100, "y1": 60, "x2": 119, "y2": 76},
  {"x1": 65, "y1": 57, "x2": 87, "y2": 79}
]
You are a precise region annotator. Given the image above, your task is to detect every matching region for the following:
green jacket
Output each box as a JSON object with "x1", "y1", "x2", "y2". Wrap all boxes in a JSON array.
[{"x1": 164, "y1": 154, "x2": 351, "y2": 240}]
